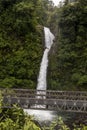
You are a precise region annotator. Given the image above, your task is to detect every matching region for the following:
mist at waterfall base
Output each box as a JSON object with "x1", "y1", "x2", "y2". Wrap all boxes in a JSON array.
[{"x1": 24, "y1": 27, "x2": 56, "y2": 122}]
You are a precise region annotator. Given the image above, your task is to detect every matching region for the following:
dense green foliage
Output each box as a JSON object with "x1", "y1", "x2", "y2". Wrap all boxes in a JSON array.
[
  {"x1": 1, "y1": 0, "x2": 86, "y2": 91},
  {"x1": 0, "y1": 91, "x2": 41, "y2": 130},
  {"x1": 0, "y1": 0, "x2": 54, "y2": 89},
  {"x1": 48, "y1": 0, "x2": 87, "y2": 90},
  {"x1": 0, "y1": 1, "x2": 87, "y2": 129}
]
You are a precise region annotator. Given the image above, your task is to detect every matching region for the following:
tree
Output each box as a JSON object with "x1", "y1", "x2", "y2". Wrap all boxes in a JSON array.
[{"x1": 48, "y1": 0, "x2": 87, "y2": 90}]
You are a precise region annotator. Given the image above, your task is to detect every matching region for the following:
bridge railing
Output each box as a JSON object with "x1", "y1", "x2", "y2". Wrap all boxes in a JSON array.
[{"x1": 1, "y1": 88, "x2": 87, "y2": 100}]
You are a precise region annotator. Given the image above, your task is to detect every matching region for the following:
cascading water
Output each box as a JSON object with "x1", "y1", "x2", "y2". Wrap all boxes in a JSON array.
[
  {"x1": 37, "y1": 27, "x2": 55, "y2": 91},
  {"x1": 36, "y1": 27, "x2": 55, "y2": 107},
  {"x1": 24, "y1": 27, "x2": 56, "y2": 121}
]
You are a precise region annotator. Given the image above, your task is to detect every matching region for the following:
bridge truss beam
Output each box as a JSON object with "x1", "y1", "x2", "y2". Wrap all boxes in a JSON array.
[{"x1": 3, "y1": 97, "x2": 87, "y2": 113}]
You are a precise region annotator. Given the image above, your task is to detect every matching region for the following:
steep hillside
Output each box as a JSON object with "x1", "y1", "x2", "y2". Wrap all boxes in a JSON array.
[
  {"x1": 48, "y1": 0, "x2": 87, "y2": 91},
  {"x1": 0, "y1": 0, "x2": 54, "y2": 89}
]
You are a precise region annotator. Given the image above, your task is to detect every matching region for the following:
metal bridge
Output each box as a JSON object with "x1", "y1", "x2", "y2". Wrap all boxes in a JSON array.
[{"x1": 1, "y1": 89, "x2": 87, "y2": 113}]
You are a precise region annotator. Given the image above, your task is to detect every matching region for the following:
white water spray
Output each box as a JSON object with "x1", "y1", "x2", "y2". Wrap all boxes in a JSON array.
[{"x1": 37, "y1": 27, "x2": 55, "y2": 91}]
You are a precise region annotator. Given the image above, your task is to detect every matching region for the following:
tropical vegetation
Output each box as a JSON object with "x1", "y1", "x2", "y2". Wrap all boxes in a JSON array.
[
  {"x1": 48, "y1": 0, "x2": 87, "y2": 91},
  {"x1": 0, "y1": 0, "x2": 87, "y2": 129},
  {"x1": 0, "y1": 0, "x2": 54, "y2": 89}
]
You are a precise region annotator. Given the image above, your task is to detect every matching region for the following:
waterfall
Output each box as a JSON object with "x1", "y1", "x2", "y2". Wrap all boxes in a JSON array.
[
  {"x1": 24, "y1": 27, "x2": 56, "y2": 121},
  {"x1": 37, "y1": 27, "x2": 55, "y2": 91}
]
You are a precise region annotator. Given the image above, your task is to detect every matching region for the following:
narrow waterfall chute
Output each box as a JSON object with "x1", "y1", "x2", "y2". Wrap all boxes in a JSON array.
[
  {"x1": 37, "y1": 27, "x2": 55, "y2": 91},
  {"x1": 44, "y1": 27, "x2": 55, "y2": 50},
  {"x1": 35, "y1": 27, "x2": 55, "y2": 108}
]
